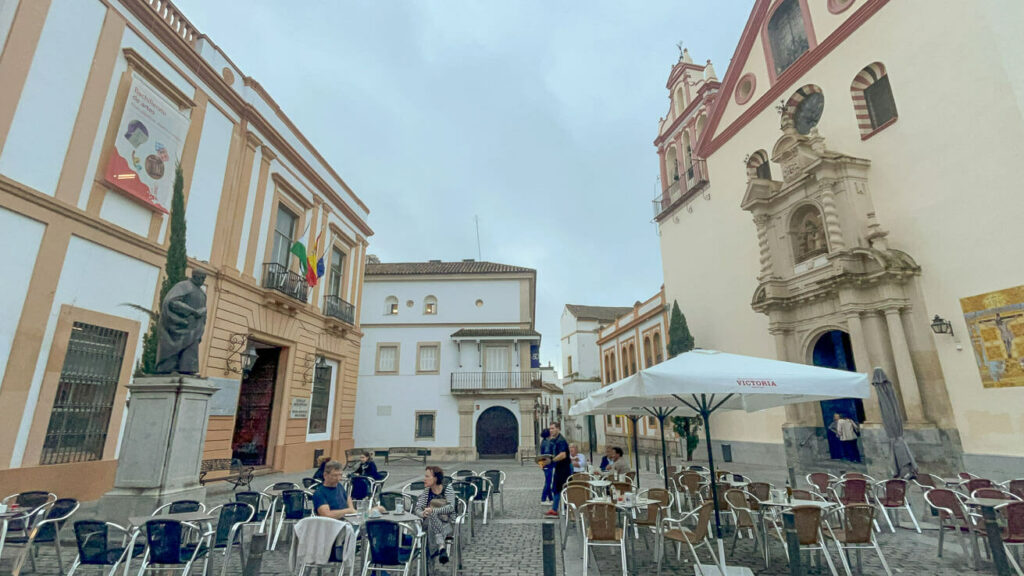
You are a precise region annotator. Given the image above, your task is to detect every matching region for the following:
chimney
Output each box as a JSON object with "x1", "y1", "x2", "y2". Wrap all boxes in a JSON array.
[
  {"x1": 463, "y1": 259, "x2": 475, "y2": 262},
  {"x1": 429, "y1": 259, "x2": 442, "y2": 263}
]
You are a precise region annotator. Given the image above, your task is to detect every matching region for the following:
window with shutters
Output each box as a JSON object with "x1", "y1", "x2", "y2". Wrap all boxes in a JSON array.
[
  {"x1": 376, "y1": 343, "x2": 399, "y2": 374},
  {"x1": 415, "y1": 411, "x2": 436, "y2": 440},
  {"x1": 416, "y1": 343, "x2": 440, "y2": 374},
  {"x1": 41, "y1": 323, "x2": 128, "y2": 465},
  {"x1": 767, "y1": 0, "x2": 810, "y2": 78},
  {"x1": 272, "y1": 204, "x2": 297, "y2": 268},
  {"x1": 327, "y1": 247, "x2": 345, "y2": 297}
]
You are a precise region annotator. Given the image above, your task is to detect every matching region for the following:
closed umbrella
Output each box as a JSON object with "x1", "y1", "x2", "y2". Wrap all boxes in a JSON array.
[
  {"x1": 577, "y1": 349, "x2": 870, "y2": 574},
  {"x1": 871, "y1": 367, "x2": 918, "y2": 478}
]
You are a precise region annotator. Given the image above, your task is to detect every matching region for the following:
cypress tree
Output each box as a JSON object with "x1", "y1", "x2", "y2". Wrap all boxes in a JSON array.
[
  {"x1": 137, "y1": 163, "x2": 188, "y2": 375},
  {"x1": 667, "y1": 300, "x2": 694, "y2": 357}
]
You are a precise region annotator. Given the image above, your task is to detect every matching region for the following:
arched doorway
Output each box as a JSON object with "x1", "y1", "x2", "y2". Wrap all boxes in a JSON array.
[
  {"x1": 476, "y1": 406, "x2": 518, "y2": 459},
  {"x1": 812, "y1": 330, "x2": 866, "y2": 461}
]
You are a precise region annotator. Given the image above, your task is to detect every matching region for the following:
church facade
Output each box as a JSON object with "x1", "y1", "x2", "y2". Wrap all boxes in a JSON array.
[{"x1": 655, "y1": 0, "x2": 1024, "y2": 479}]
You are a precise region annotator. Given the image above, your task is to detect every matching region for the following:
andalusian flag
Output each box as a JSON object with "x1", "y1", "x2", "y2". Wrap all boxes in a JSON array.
[{"x1": 289, "y1": 229, "x2": 326, "y2": 287}]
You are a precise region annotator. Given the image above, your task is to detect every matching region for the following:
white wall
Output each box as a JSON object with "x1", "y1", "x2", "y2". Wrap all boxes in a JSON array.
[
  {"x1": 0, "y1": 207, "x2": 46, "y2": 394},
  {"x1": 235, "y1": 146, "x2": 263, "y2": 271},
  {"x1": 185, "y1": 105, "x2": 234, "y2": 263},
  {"x1": 10, "y1": 236, "x2": 159, "y2": 467},
  {"x1": 0, "y1": 0, "x2": 106, "y2": 195},
  {"x1": 361, "y1": 278, "x2": 523, "y2": 325}
]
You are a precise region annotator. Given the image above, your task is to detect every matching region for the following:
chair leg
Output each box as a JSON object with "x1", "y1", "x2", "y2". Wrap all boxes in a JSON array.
[
  {"x1": 906, "y1": 504, "x2": 922, "y2": 534},
  {"x1": 656, "y1": 538, "x2": 664, "y2": 576},
  {"x1": 820, "y1": 545, "x2": 840, "y2": 576},
  {"x1": 1006, "y1": 544, "x2": 1024, "y2": 576},
  {"x1": 881, "y1": 507, "x2": 895, "y2": 533},
  {"x1": 582, "y1": 542, "x2": 589, "y2": 575},
  {"x1": 833, "y1": 542, "x2": 853, "y2": 576},
  {"x1": 874, "y1": 541, "x2": 893, "y2": 576},
  {"x1": 620, "y1": 540, "x2": 628, "y2": 576},
  {"x1": 937, "y1": 522, "x2": 945, "y2": 557},
  {"x1": 55, "y1": 538, "x2": 66, "y2": 573}
]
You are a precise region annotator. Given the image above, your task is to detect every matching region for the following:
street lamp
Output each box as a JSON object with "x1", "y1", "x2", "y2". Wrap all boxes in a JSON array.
[{"x1": 930, "y1": 315, "x2": 953, "y2": 336}]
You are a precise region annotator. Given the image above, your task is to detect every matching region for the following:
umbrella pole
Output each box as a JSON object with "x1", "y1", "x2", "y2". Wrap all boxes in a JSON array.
[
  {"x1": 631, "y1": 416, "x2": 641, "y2": 489},
  {"x1": 700, "y1": 394, "x2": 728, "y2": 574},
  {"x1": 659, "y1": 414, "x2": 670, "y2": 490}
]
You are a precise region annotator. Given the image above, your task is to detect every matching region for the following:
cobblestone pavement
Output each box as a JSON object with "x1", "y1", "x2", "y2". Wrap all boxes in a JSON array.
[{"x1": 0, "y1": 459, "x2": 562, "y2": 576}]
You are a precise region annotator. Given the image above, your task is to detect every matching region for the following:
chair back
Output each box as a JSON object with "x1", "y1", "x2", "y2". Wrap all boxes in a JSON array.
[
  {"x1": 13, "y1": 491, "x2": 55, "y2": 510},
  {"x1": 624, "y1": 471, "x2": 637, "y2": 485},
  {"x1": 452, "y1": 469, "x2": 476, "y2": 479},
  {"x1": 302, "y1": 477, "x2": 319, "y2": 489},
  {"x1": 349, "y1": 475, "x2": 374, "y2": 501},
  {"x1": 687, "y1": 465, "x2": 709, "y2": 473},
  {"x1": 73, "y1": 521, "x2": 118, "y2": 565},
  {"x1": 915, "y1": 474, "x2": 938, "y2": 489},
  {"x1": 1004, "y1": 502, "x2": 1024, "y2": 542},
  {"x1": 958, "y1": 472, "x2": 977, "y2": 480},
  {"x1": 268, "y1": 482, "x2": 299, "y2": 492},
  {"x1": 34, "y1": 498, "x2": 78, "y2": 542},
  {"x1": 807, "y1": 472, "x2": 832, "y2": 493},
  {"x1": 707, "y1": 482, "x2": 731, "y2": 509},
  {"x1": 378, "y1": 492, "x2": 405, "y2": 512},
  {"x1": 692, "y1": 501, "x2": 715, "y2": 539},
  {"x1": 404, "y1": 481, "x2": 426, "y2": 494},
  {"x1": 450, "y1": 481, "x2": 478, "y2": 507},
  {"x1": 972, "y1": 488, "x2": 1017, "y2": 501},
  {"x1": 924, "y1": 488, "x2": 968, "y2": 523},
  {"x1": 581, "y1": 503, "x2": 619, "y2": 542},
  {"x1": 610, "y1": 481, "x2": 632, "y2": 495},
  {"x1": 466, "y1": 476, "x2": 491, "y2": 500},
  {"x1": 724, "y1": 490, "x2": 753, "y2": 527},
  {"x1": 748, "y1": 482, "x2": 771, "y2": 506},
  {"x1": 364, "y1": 520, "x2": 410, "y2": 566},
  {"x1": 791, "y1": 489, "x2": 814, "y2": 501},
  {"x1": 835, "y1": 479, "x2": 868, "y2": 505},
  {"x1": 213, "y1": 502, "x2": 253, "y2": 547},
  {"x1": 377, "y1": 470, "x2": 390, "y2": 483},
  {"x1": 168, "y1": 500, "x2": 202, "y2": 514},
  {"x1": 879, "y1": 479, "x2": 907, "y2": 507},
  {"x1": 1009, "y1": 479, "x2": 1024, "y2": 501},
  {"x1": 838, "y1": 503, "x2": 875, "y2": 544},
  {"x1": 234, "y1": 491, "x2": 264, "y2": 515},
  {"x1": 564, "y1": 485, "x2": 592, "y2": 510},
  {"x1": 482, "y1": 470, "x2": 503, "y2": 494},
  {"x1": 637, "y1": 489, "x2": 671, "y2": 526},
  {"x1": 281, "y1": 489, "x2": 310, "y2": 520},
  {"x1": 568, "y1": 473, "x2": 592, "y2": 483},
  {"x1": 143, "y1": 520, "x2": 188, "y2": 565},
  {"x1": 792, "y1": 506, "x2": 823, "y2": 546},
  {"x1": 680, "y1": 472, "x2": 704, "y2": 494},
  {"x1": 715, "y1": 470, "x2": 732, "y2": 481},
  {"x1": 965, "y1": 478, "x2": 993, "y2": 493}
]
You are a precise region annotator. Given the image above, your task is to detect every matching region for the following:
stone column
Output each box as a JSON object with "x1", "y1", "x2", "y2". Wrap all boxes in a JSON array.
[
  {"x1": 98, "y1": 376, "x2": 218, "y2": 523},
  {"x1": 819, "y1": 181, "x2": 846, "y2": 251},
  {"x1": 754, "y1": 214, "x2": 773, "y2": 281},
  {"x1": 457, "y1": 397, "x2": 475, "y2": 459},
  {"x1": 845, "y1": 312, "x2": 882, "y2": 424},
  {"x1": 883, "y1": 308, "x2": 926, "y2": 423},
  {"x1": 520, "y1": 399, "x2": 538, "y2": 459}
]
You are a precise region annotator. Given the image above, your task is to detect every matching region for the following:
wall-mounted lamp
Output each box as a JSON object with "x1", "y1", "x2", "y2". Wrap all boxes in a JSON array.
[
  {"x1": 303, "y1": 353, "x2": 327, "y2": 381},
  {"x1": 225, "y1": 334, "x2": 259, "y2": 376},
  {"x1": 930, "y1": 315, "x2": 953, "y2": 336}
]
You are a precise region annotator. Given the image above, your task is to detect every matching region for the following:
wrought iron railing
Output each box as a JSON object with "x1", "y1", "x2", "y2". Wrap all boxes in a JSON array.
[
  {"x1": 653, "y1": 181, "x2": 682, "y2": 217},
  {"x1": 324, "y1": 295, "x2": 355, "y2": 325},
  {"x1": 451, "y1": 371, "x2": 543, "y2": 392},
  {"x1": 262, "y1": 263, "x2": 309, "y2": 302},
  {"x1": 686, "y1": 159, "x2": 709, "y2": 192}
]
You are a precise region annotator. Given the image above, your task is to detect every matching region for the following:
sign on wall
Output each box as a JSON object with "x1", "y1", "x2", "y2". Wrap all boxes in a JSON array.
[
  {"x1": 207, "y1": 377, "x2": 240, "y2": 416},
  {"x1": 289, "y1": 397, "x2": 311, "y2": 419},
  {"x1": 103, "y1": 74, "x2": 190, "y2": 213},
  {"x1": 961, "y1": 284, "x2": 1024, "y2": 388}
]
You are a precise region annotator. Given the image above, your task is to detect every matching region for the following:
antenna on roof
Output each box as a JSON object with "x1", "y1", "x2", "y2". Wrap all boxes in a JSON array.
[{"x1": 475, "y1": 215, "x2": 482, "y2": 261}]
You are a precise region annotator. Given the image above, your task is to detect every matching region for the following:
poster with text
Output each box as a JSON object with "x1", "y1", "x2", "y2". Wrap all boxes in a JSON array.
[
  {"x1": 104, "y1": 74, "x2": 189, "y2": 213},
  {"x1": 961, "y1": 284, "x2": 1024, "y2": 388}
]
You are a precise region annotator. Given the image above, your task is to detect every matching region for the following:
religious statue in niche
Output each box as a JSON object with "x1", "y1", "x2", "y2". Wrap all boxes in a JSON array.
[
  {"x1": 791, "y1": 205, "x2": 828, "y2": 262},
  {"x1": 155, "y1": 271, "x2": 208, "y2": 375}
]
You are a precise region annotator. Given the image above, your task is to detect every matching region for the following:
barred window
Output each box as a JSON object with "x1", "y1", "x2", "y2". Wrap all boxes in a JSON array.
[
  {"x1": 768, "y1": 0, "x2": 810, "y2": 77},
  {"x1": 415, "y1": 412, "x2": 435, "y2": 439}
]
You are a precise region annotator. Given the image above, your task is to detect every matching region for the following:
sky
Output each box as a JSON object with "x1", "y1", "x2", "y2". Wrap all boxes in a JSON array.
[{"x1": 175, "y1": 0, "x2": 753, "y2": 371}]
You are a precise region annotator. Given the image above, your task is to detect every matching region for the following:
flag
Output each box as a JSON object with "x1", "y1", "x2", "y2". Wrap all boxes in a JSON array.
[
  {"x1": 289, "y1": 241, "x2": 308, "y2": 276},
  {"x1": 305, "y1": 229, "x2": 325, "y2": 287}
]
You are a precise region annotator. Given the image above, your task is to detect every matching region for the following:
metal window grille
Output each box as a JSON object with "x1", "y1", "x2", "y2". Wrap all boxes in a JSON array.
[
  {"x1": 41, "y1": 322, "x2": 128, "y2": 465},
  {"x1": 864, "y1": 75, "x2": 897, "y2": 129},
  {"x1": 416, "y1": 413, "x2": 435, "y2": 439},
  {"x1": 307, "y1": 364, "x2": 332, "y2": 435}
]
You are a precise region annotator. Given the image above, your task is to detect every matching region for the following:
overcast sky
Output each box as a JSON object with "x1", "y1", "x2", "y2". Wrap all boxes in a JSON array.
[{"x1": 175, "y1": 1, "x2": 752, "y2": 371}]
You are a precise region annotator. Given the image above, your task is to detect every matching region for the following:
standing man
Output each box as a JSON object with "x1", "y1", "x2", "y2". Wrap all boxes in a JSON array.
[
  {"x1": 545, "y1": 422, "x2": 572, "y2": 518},
  {"x1": 834, "y1": 413, "x2": 861, "y2": 462}
]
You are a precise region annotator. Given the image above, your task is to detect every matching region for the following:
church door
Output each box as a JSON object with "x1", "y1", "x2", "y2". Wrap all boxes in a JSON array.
[{"x1": 812, "y1": 331, "x2": 865, "y2": 460}]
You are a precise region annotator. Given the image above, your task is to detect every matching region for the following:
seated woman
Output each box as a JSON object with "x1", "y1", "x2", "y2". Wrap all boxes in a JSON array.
[
  {"x1": 413, "y1": 465, "x2": 456, "y2": 565},
  {"x1": 313, "y1": 455, "x2": 332, "y2": 482},
  {"x1": 354, "y1": 451, "x2": 383, "y2": 480}
]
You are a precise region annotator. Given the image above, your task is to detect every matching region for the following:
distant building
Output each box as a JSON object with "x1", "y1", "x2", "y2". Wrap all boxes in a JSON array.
[{"x1": 353, "y1": 260, "x2": 542, "y2": 460}]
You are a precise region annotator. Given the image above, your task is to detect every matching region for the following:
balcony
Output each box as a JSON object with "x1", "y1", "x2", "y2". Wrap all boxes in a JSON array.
[
  {"x1": 685, "y1": 158, "x2": 709, "y2": 192},
  {"x1": 451, "y1": 371, "x2": 542, "y2": 393},
  {"x1": 324, "y1": 295, "x2": 355, "y2": 325},
  {"x1": 653, "y1": 160, "x2": 710, "y2": 220},
  {"x1": 653, "y1": 181, "x2": 682, "y2": 217},
  {"x1": 262, "y1": 262, "x2": 309, "y2": 303}
]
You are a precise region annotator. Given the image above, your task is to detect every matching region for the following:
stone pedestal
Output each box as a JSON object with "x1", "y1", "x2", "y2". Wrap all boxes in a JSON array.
[{"x1": 98, "y1": 375, "x2": 218, "y2": 523}]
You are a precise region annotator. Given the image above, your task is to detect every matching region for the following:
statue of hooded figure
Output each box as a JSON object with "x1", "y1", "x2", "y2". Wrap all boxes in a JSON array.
[{"x1": 155, "y1": 270, "x2": 207, "y2": 374}]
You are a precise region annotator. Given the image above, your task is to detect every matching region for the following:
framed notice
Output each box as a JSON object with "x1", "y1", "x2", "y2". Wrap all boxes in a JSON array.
[
  {"x1": 104, "y1": 74, "x2": 190, "y2": 213},
  {"x1": 290, "y1": 397, "x2": 311, "y2": 419},
  {"x1": 961, "y1": 285, "x2": 1024, "y2": 388}
]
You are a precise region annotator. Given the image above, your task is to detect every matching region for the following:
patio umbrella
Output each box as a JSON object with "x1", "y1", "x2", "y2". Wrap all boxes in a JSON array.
[
  {"x1": 577, "y1": 349, "x2": 870, "y2": 574},
  {"x1": 568, "y1": 392, "x2": 653, "y2": 488},
  {"x1": 871, "y1": 367, "x2": 918, "y2": 479}
]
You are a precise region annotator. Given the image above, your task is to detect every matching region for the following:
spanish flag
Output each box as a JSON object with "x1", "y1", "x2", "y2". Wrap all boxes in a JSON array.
[{"x1": 289, "y1": 229, "x2": 326, "y2": 288}]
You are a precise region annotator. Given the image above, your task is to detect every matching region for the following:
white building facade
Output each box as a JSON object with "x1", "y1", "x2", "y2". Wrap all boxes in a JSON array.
[{"x1": 354, "y1": 261, "x2": 542, "y2": 460}]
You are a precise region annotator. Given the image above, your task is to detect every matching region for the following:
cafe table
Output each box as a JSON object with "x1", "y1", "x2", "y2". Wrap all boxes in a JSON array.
[{"x1": 0, "y1": 508, "x2": 34, "y2": 563}]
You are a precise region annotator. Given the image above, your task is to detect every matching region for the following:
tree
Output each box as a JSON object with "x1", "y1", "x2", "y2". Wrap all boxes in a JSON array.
[
  {"x1": 671, "y1": 415, "x2": 702, "y2": 461},
  {"x1": 136, "y1": 163, "x2": 188, "y2": 375},
  {"x1": 667, "y1": 300, "x2": 694, "y2": 357}
]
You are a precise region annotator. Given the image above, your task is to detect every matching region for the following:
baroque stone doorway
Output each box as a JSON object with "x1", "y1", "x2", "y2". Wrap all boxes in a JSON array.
[{"x1": 811, "y1": 330, "x2": 864, "y2": 460}]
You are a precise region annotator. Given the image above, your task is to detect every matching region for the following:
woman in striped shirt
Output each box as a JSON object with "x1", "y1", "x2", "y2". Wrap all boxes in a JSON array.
[{"x1": 413, "y1": 465, "x2": 456, "y2": 564}]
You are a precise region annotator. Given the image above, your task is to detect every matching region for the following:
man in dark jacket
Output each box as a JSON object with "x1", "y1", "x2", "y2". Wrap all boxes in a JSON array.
[
  {"x1": 546, "y1": 422, "x2": 572, "y2": 518},
  {"x1": 540, "y1": 429, "x2": 554, "y2": 502}
]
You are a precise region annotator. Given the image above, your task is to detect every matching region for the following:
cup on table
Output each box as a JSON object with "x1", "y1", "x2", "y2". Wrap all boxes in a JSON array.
[
  {"x1": 0, "y1": 503, "x2": 6, "y2": 514},
  {"x1": 395, "y1": 501, "x2": 405, "y2": 515}
]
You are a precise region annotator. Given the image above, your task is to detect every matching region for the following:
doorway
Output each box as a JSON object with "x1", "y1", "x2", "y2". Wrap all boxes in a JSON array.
[
  {"x1": 812, "y1": 330, "x2": 865, "y2": 460},
  {"x1": 476, "y1": 406, "x2": 518, "y2": 458},
  {"x1": 232, "y1": 347, "x2": 279, "y2": 466}
]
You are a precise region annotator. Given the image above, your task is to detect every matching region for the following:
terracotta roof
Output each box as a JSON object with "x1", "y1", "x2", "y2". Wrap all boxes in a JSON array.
[
  {"x1": 365, "y1": 260, "x2": 535, "y2": 276},
  {"x1": 450, "y1": 328, "x2": 541, "y2": 339},
  {"x1": 565, "y1": 304, "x2": 633, "y2": 323}
]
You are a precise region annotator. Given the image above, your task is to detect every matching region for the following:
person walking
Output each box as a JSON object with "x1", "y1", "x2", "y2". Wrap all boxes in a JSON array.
[
  {"x1": 540, "y1": 428, "x2": 555, "y2": 503},
  {"x1": 545, "y1": 422, "x2": 572, "y2": 518}
]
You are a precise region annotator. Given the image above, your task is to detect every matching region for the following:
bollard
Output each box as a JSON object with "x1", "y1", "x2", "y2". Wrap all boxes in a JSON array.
[
  {"x1": 542, "y1": 521, "x2": 557, "y2": 576},
  {"x1": 243, "y1": 530, "x2": 268, "y2": 576},
  {"x1": 980, "y1": 505, "x2": 1012, "y2": 575},
  {"x1": 783, "y1": 511, "x2": 803, "y2": 576}
]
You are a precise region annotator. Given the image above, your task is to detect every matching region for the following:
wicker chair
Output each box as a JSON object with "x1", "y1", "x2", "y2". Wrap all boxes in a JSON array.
[
  {"x1": 635, "y1": 489, "x2": 674, "y2": 549},
  {"x1": 674, "y1": 472, "x2": 705, "y2": 514},
  {"x1": 610, "y1": 481, "x2": 633, "y2": 496},
  {"x1": 561, "y1": 484, "x2": 597, "y2": 551},
  {"x1": 1002, "y1": 479, "x2": 1024, "y2": 501},
  {"x1": 971, "y1": 488, "x2": 1021, "y2": 501},
  {"x1": 1000, "y1": 502, "x2": 1024, "y2": 576},
  {"x1": 822, "y1": 503, "x2": 892, "y2": 576},
  {"x1": 807, "y1": 472, "x2": 837, "y2": 494},
  {"x1": 746, "y1": 482, "x2": 772, "y2": 513},
  {"x1": 874, "y1": 479, "x2": 921, "y2": 533},
  {"x1": 702, "y1": 482, "x2": 734, "y2": 527},
  {"x1": 963, "y1": 478, "x2": 994, "y2": 493},
  {"x1": 624, "y1": 471, "x2": 638, "y2": 486},
  {"x1": 842, "y1": 472, "x2": 878, "y2": 484},
  {"x1": 579, "y1": 502, "x2": 627, "y2": 576},
  {"x1": 766, "y1": 505, "x2": 839, "y2": 575},
  {"x1": 923, "y1": 488, "x2": 974, "y2": 558},
  {"x1": 657, "y1": 501, "x2": 718, "y2": 576},
  {"x1": 791, "y1": 489, "x2": 826, "y2": 502},
  {"x1": 724, "y1": 490, "x2": 760, "y2": 558}
]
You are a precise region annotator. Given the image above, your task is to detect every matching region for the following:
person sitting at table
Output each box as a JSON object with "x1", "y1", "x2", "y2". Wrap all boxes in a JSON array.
[
  {"x1": 313, "y1": 455, "x2": 332, "y2": 483},
  {"x1": 599, "y1": 445, "x2": 614, "y2": 472},
  {"x1": 313, "y1": 460, "x2": 357, "y2": 519},
  {"x1": 354, "y1": 451, "x2": 384, "y2": 480},
  {"x1": 413, "y1": 465, "x2": 456, "y2": 565},
  {"x1": 570, "y1": 443, "x2": 587, "y2": 473},
  {"x1": 603, "y1": 447, "x2": 631, "y2": 477}
]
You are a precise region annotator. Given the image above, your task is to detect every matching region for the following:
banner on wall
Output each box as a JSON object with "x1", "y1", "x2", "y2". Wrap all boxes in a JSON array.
[
  {"x1": 104, "y1": 74, "x2": 190, "y2": 213},
  {"x1": 961, "y1": 284, "x2": 1024, "y2": 388}
]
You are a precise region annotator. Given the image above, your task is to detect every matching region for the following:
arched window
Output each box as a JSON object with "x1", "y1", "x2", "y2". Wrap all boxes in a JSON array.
[
  {"x1": 782, "y1": 85, "x2": 824, "y2": 135},
  {"x1": 851, "y1": 62, "x2": 897, "y2": 138},
  {"x1": 767, "y1": 0, "x2": 810, "y2": 78},
  {"x1": 666, "y1": 146, "x2": 680, "y2": 183},
  {"x1": 747, "y1": 150, "x2": 772, "y2": 180},
  {"x1": 682, "y1": 132, "x2": 693, "y2": 179},
  {"x1": 628, "y1": 343, "x2": 637, "y2": 374},
  {"x1": 643, "y1": 337, "x2": 653, "y2": 368},
  {"x1": 423, "y1": 295, "x2": 438, "y2": 315},
  {"x1": 674, "y1": 86, "x2": 685, "y2": 115},
  {"x1": 790, "y1": 204, "x2": 828, "y2": 262},
  {"x1": 696, "y1": 114, "x2": 707, "y2": 142},
  {"x1": 384, "y1": 295, "x2": 398, "y2": 315},
  {"x1": 653, "y1": 331, "x2": 664, "y2": 363}
]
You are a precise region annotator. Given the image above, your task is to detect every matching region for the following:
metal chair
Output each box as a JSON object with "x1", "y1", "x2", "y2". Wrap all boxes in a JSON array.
[
  {"x1": 842, "y1": 472, "x2": 878, "y2": 484},
  {"x1": 792, "y1": 489, "x2": 826, "y2": 501},
  {"x1": 465, "y1": 475, "x2": 493, "y2": 525},
  {"x1": 207, "y1": 502, "x2": 254, "y2": 576},
  {"x1": 451, "y1": 497, "x2": 470, "y2": 573},
  {"x1": 67, "y1": 520, "x2": 140, "y2": 576},
  {"x1": 766, "y1": 505, "x2": 839, "y2": 575},
  {"x1": 624, "y1": 471, "x2": 638, "y2": 486},
  {"x1": 9, "y1": 498, "x2": 78, "y2": 575},
  {"x1": 451, "y1": 469, "x2": 476, "y2": 480},
  {"x1": 972, "y1": 488, "x2": 1022, "y2": 501},
  {"x1": 301, "y1": 477, "x2": 321, "y2": 490},
  {"x1": 136, "y1": 519, "x2": 212, "y2": 575},
  {"x1": 1, "y1": 491, "x2": 57, "y2": 541},
  {"x1": 823, "y1": 503, "x2": 892, "y2": 576},
  {"x1": 1002, "y1": 479, "x2": 1024, "y2": 501},
  {"x1": 874, "y1": 479, "x2": 921, "y2": 533},
  {"x1": 724, "y1": 489, "x2": 760, "y2": 557},
  {"x1": 450, "y1": 481, "x2": 478, "y2": 539},
  {"x1": 635, "y1": 488, "x2": 674, "y2": 549},
  {"x1": 958, "y1": 472, "x2": 980, "y2": 481},
  {"x1": 963, "y1": 478, "x2": 994, "y2": 493},
  {"x1": 924, "y1": 488, "x2": 974, "y2": 558},
  {"x1": 360, "y1": 519, "x2": 422, "y2": 576},
  {"x1": 560, "y1": 484, "x2": 596, "y2": 551},
  {"x1": 657, "y1": 500, "x2": 718, "y2": 576},
  {"x1": 610, "y1": 481, "x2": 633, "y2": 497},
  {"x1": 807, "y1": 472, "x2": 837, "y2": 494},
  {"x1": 378, "y1": 491, "x2": 406, "y2": 512},
  {"x1": 348, "y1": 475, "x2": 376, "y2": 506},
  {"x1": 673, "y1": 471, "x2": 705, "y2": 513},
  {"x1": 401, "y1": 481, "x2": 425, "y2": 502},
  {"x1": 271, "y1": 489, "x2": 313, "y2": 551},
  {"x1": 234, "y1": 491, "x2": 271, "y2": 530},
  {"x1": 702, "y1": 482, "x2": 735, "y2": 527},
  {"x1": 482, "y1": 470, "x2": 507, "y2": 514},
  {"x1": 579, "y1": 502, "x2": 627, "y2": 576},
  {"x1": 832, "y1": 479, "x2": 881, "y2": 532},
  {"x1": 152, "y1": 500, "x2": 205, "y2": 516},
  {"x1": 293, "y1": 517, "x2": 357, "y2": 576},
  {"x1": 687, "y1": 465, "x2": 710, "y2": 473},
  {"x1": 1000, "y1": 502, "x2": 1024, "y2": 576}
]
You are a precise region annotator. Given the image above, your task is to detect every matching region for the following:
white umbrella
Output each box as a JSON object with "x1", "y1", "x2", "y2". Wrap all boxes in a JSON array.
[{"x1": 577, "y1": 349, "x2": 870, "y2": 574}]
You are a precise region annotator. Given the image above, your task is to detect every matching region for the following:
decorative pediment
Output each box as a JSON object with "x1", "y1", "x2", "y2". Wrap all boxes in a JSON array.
[
  {"x1": 740, "y1": 177, "x2": 781, "y2": 211},
  {"x1": 771, "y1": 127, "x2": 826, "y2": 183}
]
